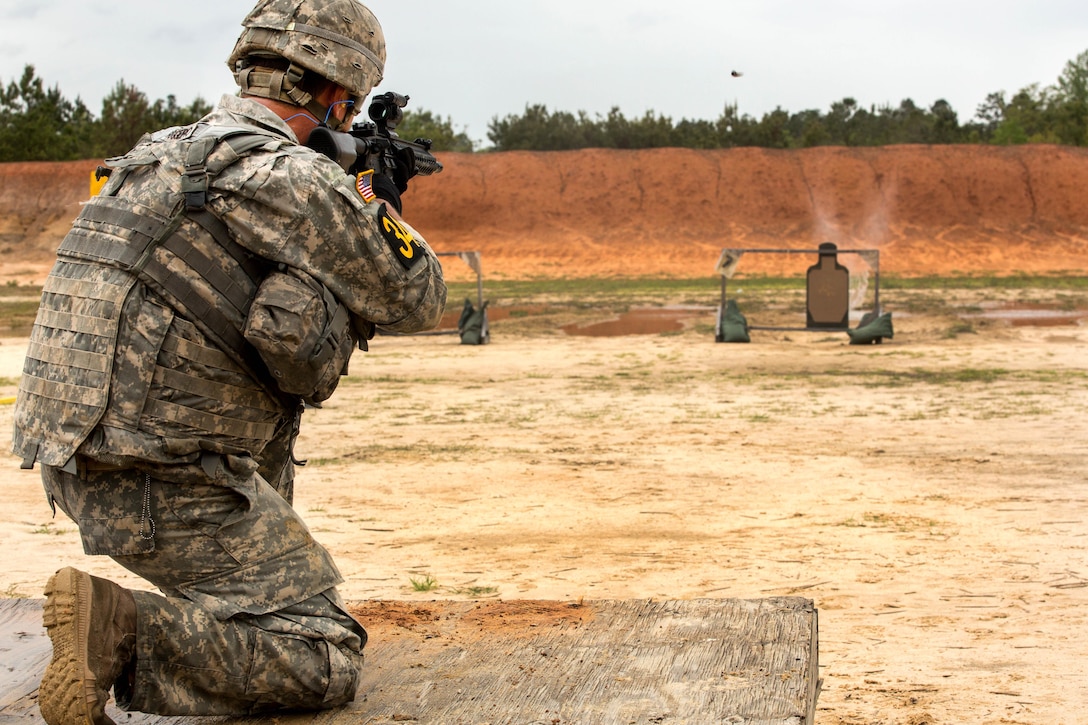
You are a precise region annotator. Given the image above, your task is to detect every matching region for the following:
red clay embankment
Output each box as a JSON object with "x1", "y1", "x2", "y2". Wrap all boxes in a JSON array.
[{"x1": 2, "y1": 144, "x2": 1087, "y2": 282}]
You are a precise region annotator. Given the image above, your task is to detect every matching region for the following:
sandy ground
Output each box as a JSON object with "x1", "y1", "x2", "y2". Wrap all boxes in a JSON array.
[
  {"x1": 0, "y1": 297, "x2": 1085, "y2": 724},
  {"x1": 4, "y1": 146, "x2": 1088, "y2": 723}
]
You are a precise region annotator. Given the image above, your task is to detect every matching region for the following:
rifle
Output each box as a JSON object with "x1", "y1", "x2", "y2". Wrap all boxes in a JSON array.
[{"x1": 307, "y1": 92, "x2": 443, "y2": 184}]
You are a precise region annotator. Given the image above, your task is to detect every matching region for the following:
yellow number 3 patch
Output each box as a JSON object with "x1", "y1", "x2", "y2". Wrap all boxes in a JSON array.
[{"x1": 378, "y1": 205, "x2": 422, "y2": 269}]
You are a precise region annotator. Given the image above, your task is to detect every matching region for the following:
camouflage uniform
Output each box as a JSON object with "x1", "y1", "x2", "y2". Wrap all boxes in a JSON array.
[{"x1": 13, "y1": 93, "x2": 446, "y2": 715}]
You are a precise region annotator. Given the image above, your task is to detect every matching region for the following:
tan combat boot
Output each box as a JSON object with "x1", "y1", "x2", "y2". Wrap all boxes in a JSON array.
[{"x1": 40, "y1": 567, "x2": 137, "y2": 725}]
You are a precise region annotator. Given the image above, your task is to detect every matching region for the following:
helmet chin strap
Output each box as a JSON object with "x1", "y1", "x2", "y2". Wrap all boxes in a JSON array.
[
  {"x1": 312, "y1": 102, "x2": 351, "y2": 132},
  {"x1": 236, "y1": 61, "x2": 352, "y2": 131}
]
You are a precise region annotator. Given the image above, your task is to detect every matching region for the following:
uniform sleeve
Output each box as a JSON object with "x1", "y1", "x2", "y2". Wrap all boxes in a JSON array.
[{"x1": 222, "y1": 149, "x2": 447, "y2": 334}]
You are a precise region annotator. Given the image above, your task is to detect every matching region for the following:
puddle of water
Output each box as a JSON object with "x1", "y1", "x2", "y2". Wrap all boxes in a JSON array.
[
  {"x1": 434, "y1": 305, "x2": 526, "y2": 331},
  {"x1": 562, "y1": 307, "x2": 714, "y2": 337},
  {"x1": 960, "y1": 305, "x2": 1088, "y2": 327}
]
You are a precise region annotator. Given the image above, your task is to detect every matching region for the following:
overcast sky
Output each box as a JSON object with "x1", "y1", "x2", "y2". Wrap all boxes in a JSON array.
[{"x1": 2, "y1": 0, "x2": 1086, "y2": 148}]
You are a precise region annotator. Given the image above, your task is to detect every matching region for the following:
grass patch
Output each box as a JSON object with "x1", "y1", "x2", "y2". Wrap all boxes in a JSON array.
[
  {"x1": 342, "y1": 374, "x2": 446, "y2": 385},
  {"x1": 789, "y1": 367, "x2": 1086, "y2": 388},
  {"x1": 31, "y1": 522, "x2": 70, "y2": 536},
  {"x1": 836, "y1": 512, "x2": 946, "y2": 534},
  {"x1": 0, "y1": 296, "x2": 43, "y2": 332},
  {"x1": 744, "y1": 413, "x2": 773, "y2": 423},
  {"x1": 4, "y1": 275, "x2": 1085, "y2": 337},
  {"x1": 447, "y1": 273, "x2": 1088, "y2": 335},
  {"x1": 449, "y1": 277, "x2": 723, "y2": 301},
  {"x1": 403, "y1": 574, "x2": 499, "y2": 598},
  {"x1": 409, "y1": 574, "x2": 439, "y2": 592},
  {"x1": 943, "y1": 321, "x2": 978, "y2": 338},
  {"x1": 1, "y1": 583, "x2": 26, "y2": 598},
  {"x1": 916, "y1": 368, "x2": 1008, "y2": 385},
  {"x1": 449, "y1": 585, "x2": 499, "y2": 598},
  {"x1": 304, "y1": 441, "x2": 487, "y2": 467},
  {"x1": 452, "y1": 273, "x2": 1088, "y2": 303},
  {"x1": 881, "y1": 273, "x2": 1088, "y2": 290}
]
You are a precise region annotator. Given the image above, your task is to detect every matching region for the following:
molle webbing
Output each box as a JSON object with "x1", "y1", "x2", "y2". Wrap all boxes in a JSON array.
[
  {"x1": 13, "y1": 125, "x2": 293, "y2": 472},
  {"x1": 58, "y1": 199, "x2": 262, "y2": 375},
  {"x1": 88, "y1": 126, "x2": 282, "y2": 391},
  {"x1": 58, "y1": 127, "x2": 287, "y2": 401},
  {"x1": 14, "y1": 261, "x2": 137, "y2": 470},
  {"x1": 180, "y1": 129, "x2": 276, "y2": 210}
]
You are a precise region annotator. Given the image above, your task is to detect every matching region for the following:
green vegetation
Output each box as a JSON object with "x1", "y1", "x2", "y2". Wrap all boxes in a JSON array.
[
  {"x1": 0, "y1": 66, "x2": 212, "y2": 161},
  {"x1": 835, "y1": 512, "x2": 946, "y2": 534},
  {"x1": 0, "y1": 280, "x2": 52, "y2": 332},
  {"x1": 406, "y1": 574, "x2": 498, "y2": 598},
  {"x1": 447, "y1": 274, "x2": 1087, "y2": 325},
  {"x1": 30, "y1": 522, "x2": 71, "y2": 536},
  {"x1": 3, "y1": 275, "x2": 1084, "y2": 338},
  {"x1": 303, "y1": 443, "x2": 476, "y2": 465},
  {"x1": 450, "y1": 585, "x2": 499, "y2": 597},
  {"x1": 943, "y1": 321, "x2": 978, "y2": 339},
  {"x1": 448, "y1": 277, "x2": 727, "y2": 304},
  {"x1": 408, "y1": 574, "x2": 439, "y2": 592},
  {"x1": 447, "y1": 274, "x2": 1088, "y2": 302},
  {"x1": 0, "y1": 65, "x2": 470, "y2": 161},
  {"x1": 395, "y1": 107, "x2": 475, "y2": 153},
  {"x1": 881, "y1": 274, "x2": 1088, "y2": 290},
  {"x1": 3, "y1": 48, "x2": 1088, "y2": 158},
  {"x1": 484, "y1": 49, "x2": 1088, "y2": 150}
]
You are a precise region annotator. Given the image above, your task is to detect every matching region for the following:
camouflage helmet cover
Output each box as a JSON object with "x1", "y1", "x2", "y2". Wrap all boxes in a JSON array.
[{"x1": 228, "y1": 0, "x2": 386, "y2": 102}]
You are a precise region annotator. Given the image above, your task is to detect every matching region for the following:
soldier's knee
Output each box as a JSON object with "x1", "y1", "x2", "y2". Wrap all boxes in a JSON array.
[{"x1": 320, "y1": 641, "x2": 364, "y2": 708}]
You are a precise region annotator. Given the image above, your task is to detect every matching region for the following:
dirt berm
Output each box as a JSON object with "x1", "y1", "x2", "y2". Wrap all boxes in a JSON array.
[{"x1": 2, "y1": 143, "x2": 1087, "y2": 282}]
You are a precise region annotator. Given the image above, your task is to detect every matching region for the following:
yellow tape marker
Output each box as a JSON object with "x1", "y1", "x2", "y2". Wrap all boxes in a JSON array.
[{"x1": 89, "y1": 168, "x2": 109, "y2": 197}]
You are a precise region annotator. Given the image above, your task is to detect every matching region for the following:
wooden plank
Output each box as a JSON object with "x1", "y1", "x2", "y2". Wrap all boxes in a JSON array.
[
  {"x1": 0, "y1": 597, "x2": 818, "y2": 724},
  {"x1": 0, "y1": 598, "x2": 45, "y2": 719}
]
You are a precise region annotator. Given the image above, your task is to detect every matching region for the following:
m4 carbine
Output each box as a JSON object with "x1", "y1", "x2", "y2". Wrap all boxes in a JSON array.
[{"x1": 307, "y1": 91, "x2": 443, "y2": 185}]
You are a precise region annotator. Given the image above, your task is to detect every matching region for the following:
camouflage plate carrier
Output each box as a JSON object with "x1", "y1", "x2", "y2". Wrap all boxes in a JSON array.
[{"x1": 14, "y1": 122, "x2": 321, "y2": 474}]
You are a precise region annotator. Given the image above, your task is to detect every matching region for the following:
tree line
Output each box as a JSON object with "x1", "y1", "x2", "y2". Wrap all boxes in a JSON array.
[
  {"x1": 0, "y1": 66, "x2": 214, "y2": 163},
  {"x1": 2, "y1": 48, "x2": 1086, "y2": 161},
  {"x1": 486, "y1": 49, "x2": 1088, "y2": 151},
  {"x1": 0, "y1": 64, "x2": 474, "y2": 162}
]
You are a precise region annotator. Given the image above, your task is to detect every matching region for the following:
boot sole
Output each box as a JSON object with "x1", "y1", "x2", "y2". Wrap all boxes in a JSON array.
[{"x1": 40, "y1": 567, "x2": 111, "y2": 725}]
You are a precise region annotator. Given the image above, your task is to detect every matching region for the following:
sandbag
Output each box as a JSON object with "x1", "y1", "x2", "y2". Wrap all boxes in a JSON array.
[
  {"x1": 847, "y1": 311, "x2": 894, "y2": 345},
  {"x1": 715, "y1": 299, "x2": 750, "y2": 343},
  {"x1": 458, "y1": 298, "x2": 490, "y2": 345}
]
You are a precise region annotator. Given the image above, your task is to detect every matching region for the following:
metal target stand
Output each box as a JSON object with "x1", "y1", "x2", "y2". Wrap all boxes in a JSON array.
[
  {"x1": 716, "y1": 245, "x2": 881, "y2": 333},
  {"x1": 437, "y1": 251, "x2": 485, "y2": 312}
]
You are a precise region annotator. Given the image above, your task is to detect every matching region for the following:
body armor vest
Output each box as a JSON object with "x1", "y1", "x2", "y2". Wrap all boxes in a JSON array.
[{"x1": 14, "y1": 123, "x2": 294, "y2": 472}]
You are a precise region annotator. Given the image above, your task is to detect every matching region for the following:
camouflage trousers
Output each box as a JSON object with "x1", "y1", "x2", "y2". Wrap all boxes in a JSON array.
[{"x1": 41, "y1": 460, "x2": 367, "y2": 716}]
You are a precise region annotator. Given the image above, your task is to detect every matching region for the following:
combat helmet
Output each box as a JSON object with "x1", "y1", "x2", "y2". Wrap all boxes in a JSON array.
[{"x1": 228, "y1": 0, "x2": 386, "y2": 128}]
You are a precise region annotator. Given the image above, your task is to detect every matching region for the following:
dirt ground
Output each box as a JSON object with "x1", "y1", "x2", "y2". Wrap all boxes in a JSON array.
[
  {"x1": 1, "y1": 148, "x2": 1087, "y2": 723},
  {"x1": 0, "y1": 297, "x2": 1085, "y2": 724},
  {"x1": 4, "y1": 144, "x2": 1088, "y2": 284}
]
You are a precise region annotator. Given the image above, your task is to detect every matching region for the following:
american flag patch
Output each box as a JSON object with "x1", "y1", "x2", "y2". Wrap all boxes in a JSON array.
[{"x1": 355, "y1": 170, "x2": 376, "y2": 202}]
